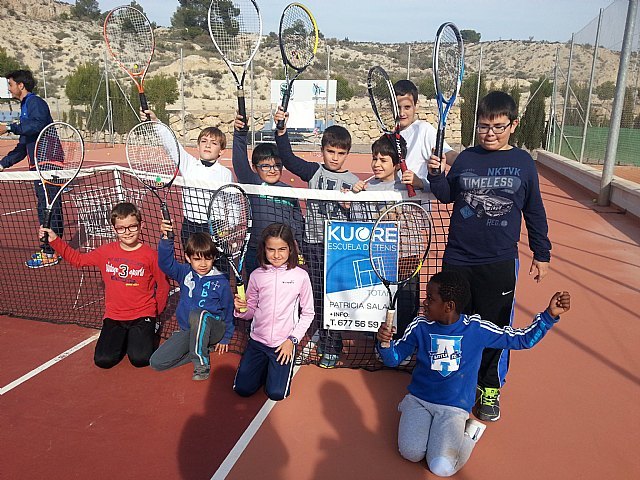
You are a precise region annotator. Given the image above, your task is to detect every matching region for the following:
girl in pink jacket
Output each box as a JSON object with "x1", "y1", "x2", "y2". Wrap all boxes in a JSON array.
[{"x1": 233, "y1": 223, "x2": 315, "y2": 401}]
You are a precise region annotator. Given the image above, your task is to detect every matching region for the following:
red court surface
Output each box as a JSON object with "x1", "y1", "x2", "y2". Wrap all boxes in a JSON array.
[{"x1": 2, "y1": 155, "x2": 640, "y2": 479}]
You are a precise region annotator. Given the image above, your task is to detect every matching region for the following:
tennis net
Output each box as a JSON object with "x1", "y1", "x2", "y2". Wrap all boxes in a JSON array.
[{"x1": 0, "y1": 166, "x2": 451, "y2": 370}]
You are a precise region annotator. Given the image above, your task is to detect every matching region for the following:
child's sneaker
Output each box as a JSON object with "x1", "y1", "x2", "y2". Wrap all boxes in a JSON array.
[
  {"x1": 475, "y1": 386, "x2": 501, "y2": 422},
  {"x1": 25, "y1": 252, "x2": 61, "y2": 268},
  {"x1": 464, "y1": 418, "x2": 486, "y2": 442},
  {"x1": 319, "y1": 353, "x2": 339, "y2": 369},
  {"x1": 192, "y1": 366, "x2": 210, "y2": 381}
]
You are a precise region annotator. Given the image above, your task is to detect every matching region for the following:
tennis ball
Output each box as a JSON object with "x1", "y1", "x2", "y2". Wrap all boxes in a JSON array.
[{"x1": 156, "y1": 176, "x2": 161, "y2": 182}]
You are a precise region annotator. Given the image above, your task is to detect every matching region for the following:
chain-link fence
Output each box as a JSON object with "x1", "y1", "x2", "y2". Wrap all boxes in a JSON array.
[{"x1": 551, "y1": 0, "x2": 640, "y2": 166}]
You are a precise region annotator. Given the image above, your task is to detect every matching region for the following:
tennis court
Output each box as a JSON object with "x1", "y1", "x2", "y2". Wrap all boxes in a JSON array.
[{"x1": 1, "y1": 150, "x2": 639, "y2": 479}]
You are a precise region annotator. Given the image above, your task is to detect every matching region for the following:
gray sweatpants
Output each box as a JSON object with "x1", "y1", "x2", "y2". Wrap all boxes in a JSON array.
[{"x1": 397, "y1": 394, "x2": 478, "y2": 477}]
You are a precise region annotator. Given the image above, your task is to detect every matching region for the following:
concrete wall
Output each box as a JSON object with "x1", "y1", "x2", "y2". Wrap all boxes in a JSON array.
[{"x1": 536, "y1": 150, "x2": 640, "y2": 219}]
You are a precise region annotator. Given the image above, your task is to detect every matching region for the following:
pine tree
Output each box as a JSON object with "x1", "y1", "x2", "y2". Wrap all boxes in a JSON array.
[
  {"x1": 518, "y1": 77, "x2": 552, "y2": 150},
  {"x1": 72, "y1": 0, "x2": 101, "y2": 20},
  {"x1": 459, "y1": 72, "x2": 487, "y2": 147}
]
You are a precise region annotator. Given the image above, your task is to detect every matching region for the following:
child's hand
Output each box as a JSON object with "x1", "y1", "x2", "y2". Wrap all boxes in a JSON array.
[
  {"x1": 273, "y1": 106, "x2": 289, "y2": 135},
  {"x1": 233, "y1": 294, "x2": 248, "y2": 312},
  {"x1": 38, "y1": 225, "x2": 57, "y2": 242},
  {"x1": 160, "y1": 219, "x2": 173, "y2": 239},
  {"x1": 140, "y1": 109, "x2": 158, "y2": 122},
  {"x1": 352, "y1": 180, "x2": 367, "y2": 193},
  {"x1": 546, "y1": 291, "x2": 570, "y2": 318},
  {"x1": 376, "y1": 323, "x2": 395, "y2": 345},
  {"x1": 275, "y1": 339, "x2": 295, "y2": 365},
  {"x1": 427, "y1": 153, "x2": 445, "y2": 174},
  {"x1": 214, "y1": 343, "x2": 228, "y2": 355},
  {"x1": 530, "y1": 259, "x2": 549, "y2": 283},
  {"x1": 401, "y1": 169, "x2": 423, "y2": 189},
  {"x1": 234, "y1": 113, "x2": 247, "y2": 131}
]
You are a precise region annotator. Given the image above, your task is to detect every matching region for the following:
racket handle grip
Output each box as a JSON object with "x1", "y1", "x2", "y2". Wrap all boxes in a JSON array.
[
  {"x1": 139, "y1": 93, "x2": 151, "y2": 121},
  {"x1": 40, "y1": 210, "x2": 52, "y2": 245},
  {"x1": 380, "y1": 309, "x2": 395, "y2": 348},
  {"x1": 237, "y1": 89, "x2": 248, "y2": 132},
  {"x1": 431, "y1": 129, "x2": 445, "y2": 175},
  {"x1": 236, "y1": 283, "x2": 247, "y2": 313},
  {"x1": 161, "y1": 204, "x2": 174, "y2": 240},
  {"x1": 399, "y1": 161, "x2": 417, "y2": 197},
  {"x1": 276, "y1": 91, "x2": 292, "y2": 131}
]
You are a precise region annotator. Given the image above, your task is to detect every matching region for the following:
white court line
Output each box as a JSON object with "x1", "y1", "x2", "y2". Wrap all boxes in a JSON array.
[
  {"x1": 0, "y1": 333, "x2": 99, "y2": 396},
  {"x1": 210, "y1": 365, "x2": 302, "y2": 480}
]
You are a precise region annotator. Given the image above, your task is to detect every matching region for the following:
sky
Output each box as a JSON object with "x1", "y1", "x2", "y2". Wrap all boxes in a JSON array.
[{"x1": 97, "y1": 0, "x2": 615, "y2": 43}]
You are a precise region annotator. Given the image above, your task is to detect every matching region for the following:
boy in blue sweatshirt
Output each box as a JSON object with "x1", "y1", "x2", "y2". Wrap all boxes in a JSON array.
[
  {"x1": 150, "y1": 223, "x2": 234, "y2": 381},
  {"x1": 427, "y1": 91, "x2": 552, "y2": 421},
  {"x1": 377, "y1": 270, "x2": 570, "y2": 477}
]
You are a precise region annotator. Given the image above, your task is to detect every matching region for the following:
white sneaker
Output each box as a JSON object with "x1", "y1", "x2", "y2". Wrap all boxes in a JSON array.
[{"x1": 464, "y1": 418, "x2": 486, "y2": 442}]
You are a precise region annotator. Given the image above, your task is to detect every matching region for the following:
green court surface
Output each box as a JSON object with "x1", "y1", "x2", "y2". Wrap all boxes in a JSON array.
[{"x1": 553, "y1": 125, "x2": 640, "y2": 166}]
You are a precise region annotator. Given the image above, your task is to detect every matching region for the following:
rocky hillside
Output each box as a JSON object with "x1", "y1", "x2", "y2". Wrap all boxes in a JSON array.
[{"x1": 0, "y1": 3, "x2": 621, "y2": 144}]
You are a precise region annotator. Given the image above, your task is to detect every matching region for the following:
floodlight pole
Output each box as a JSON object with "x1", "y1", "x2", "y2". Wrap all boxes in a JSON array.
[
  {"x1": 472, "y1": 44, "x2": 483, "y2": 146},
  {"x1": 598, "y1": 0, "x2": 638, "y2": 206}
]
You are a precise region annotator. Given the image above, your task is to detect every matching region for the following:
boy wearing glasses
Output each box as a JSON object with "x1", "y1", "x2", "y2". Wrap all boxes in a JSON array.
[
  {"x1": 232, "y1": 114, "x2": 304, "y2": 274},
  {"x1": 39, "y1": 203, "x2": 170, "y2": 369},
  {"x1": 427, "y1": 91, "x2": 551, "y2": 423}
]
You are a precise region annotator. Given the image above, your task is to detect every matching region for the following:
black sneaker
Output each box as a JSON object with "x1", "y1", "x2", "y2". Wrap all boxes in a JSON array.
[
  {"x1": 475, "y1": 386, "x2": 501, "y2": 422},
  {"x1": 192, "y1": 366, "x2": 210, "y2": 381}
]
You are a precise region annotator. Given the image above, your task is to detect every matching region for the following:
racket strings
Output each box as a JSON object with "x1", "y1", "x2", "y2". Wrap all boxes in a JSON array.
[
  {"x1": 370, "y1": 203, "x2": 432, "y2": 283},
  {"x1": 208, "y1": 189, "x2": 251, "y2": 257},
  {"x1": 368, "y1": 67, "x2": 398, "y2": 133},
  {"x1": 126, "y1": 123, "x2": 179, "y2": 185},
  {"x1": 280, "y1": 5, "x2": 316, "y2": 70},
  {"x1": 36, "y1": 125, "x2": 84, "y2": 185},
  {"x1": 105, "y1": 7, "x2": 154, "y2": 74},
  {"x1": 209, "y1": 0, "x2": 261, "y2": 65},
  {"x1": 435, "y1": 27, "x2": 462, "y2": 97}
]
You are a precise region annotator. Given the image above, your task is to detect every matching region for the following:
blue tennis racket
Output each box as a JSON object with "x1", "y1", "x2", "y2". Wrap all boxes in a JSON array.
[{"x1": 432, "y1": 22, "x2": 464, "y2": 174}]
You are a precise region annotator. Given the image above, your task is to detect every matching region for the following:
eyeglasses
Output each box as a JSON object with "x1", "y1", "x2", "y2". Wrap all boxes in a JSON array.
[
  {"x1": 477, "y1": 123, "x2": 512, "y2": 134},
  {"x1": 114, "y1": 224, "x2": 140, "y2": 234},
  {"x1": 256, "y1": 163, "x2": 283, "y2": 172}
]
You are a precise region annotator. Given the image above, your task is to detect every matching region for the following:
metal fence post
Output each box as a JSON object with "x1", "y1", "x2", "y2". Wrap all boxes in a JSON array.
[{"x1": 598, "y1": 0, "x2": 638, "y2": 206}]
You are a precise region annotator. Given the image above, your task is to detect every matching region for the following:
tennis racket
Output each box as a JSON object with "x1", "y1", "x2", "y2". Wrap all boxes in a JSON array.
[
  {"x1": 369, "y1": 201, "x2": 432, "y2": 347},
  {"x1": 208, "y1": 0, "x2": 262, "y2": 132},
  {"x1": 104, "y1": 5, "x2": 155, "y2": 120},
  {"x1": 35, "y1": 122, "x2": 85, "y2": 245},
  {"x1": 275, "y1": 2, "x2": 319, "y2": 131},
  {"x1": 367, "y1": 66, "x2": 416, "y2": 197},
  {"x1": 207, "y1": 184, "x2": 252, "y2": 312},
  {"x1": 431, "y1": 22, "x2": 464, "y2": 174},
  {"x1": 125, "y1": 121, "x2": 180, "y2": 239}
]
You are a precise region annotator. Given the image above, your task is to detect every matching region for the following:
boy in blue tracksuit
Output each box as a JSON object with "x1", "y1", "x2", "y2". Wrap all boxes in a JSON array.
[
  {"x1": 377, "y1": 271, "x2": 570, "y2": 477},
  {"x1": 0, "y1": 70, "x2": 60, "y2": 268},
  {"x1": 150, "y1": 223, "x2": 234, "y2": 381}
]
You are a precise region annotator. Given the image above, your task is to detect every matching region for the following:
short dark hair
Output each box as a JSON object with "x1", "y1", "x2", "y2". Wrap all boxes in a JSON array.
[
  {"x1": 257, "y1": 223, "x2": 299, "y2": 270},
  {"x1": 428, "y1": 271, "x2": 471, "y2": 314},
  {"x1": 394, "y1": 79, "x2": 418, "y2": 104},
  {"x1": 251, "y1": 143, "x2": 281, "y2": 167},
  {"x1": 185, "y1": 232, "x2": 217, "y2": 260},
  {"x1": 110, "y1": 202, "x2": 142, "y2": 226},
  {"x1": 321, "y1": 125, "x2": 351, "y2": 152},
  {"x1": 477, "y1": 91, "x2": 518, "y2": 122},
  {"x1": 372, "y1": 134, "x2": 407, "y2": 165},
  {"x1": 197, "y1": 127, "x2": 226, "y2": 150},
  {"x1": 5, "y1": 69, "x2": 36, "y2": 92}
]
